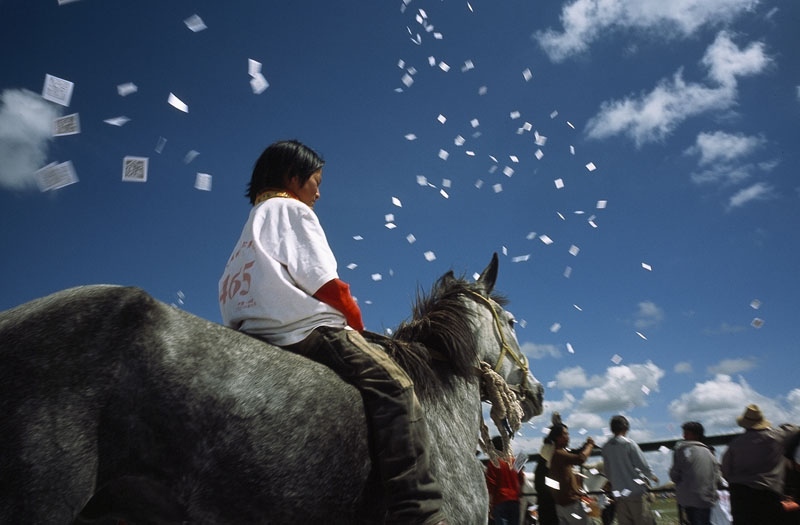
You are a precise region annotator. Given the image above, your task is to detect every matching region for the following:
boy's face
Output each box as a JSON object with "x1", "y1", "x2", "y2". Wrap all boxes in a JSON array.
[{"x1": 288, "y1": 169, "x2": 322, "y2": 208}]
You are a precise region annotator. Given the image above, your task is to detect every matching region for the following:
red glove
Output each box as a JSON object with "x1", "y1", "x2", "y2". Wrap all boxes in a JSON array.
[{"x1": 313, "y1": 278, "x2": 365, "y2": 331}]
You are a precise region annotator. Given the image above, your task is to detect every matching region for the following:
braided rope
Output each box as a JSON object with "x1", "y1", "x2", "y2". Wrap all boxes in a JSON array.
[{"x1": 477, "y1": 361, "x2": 524, "y2": 464}]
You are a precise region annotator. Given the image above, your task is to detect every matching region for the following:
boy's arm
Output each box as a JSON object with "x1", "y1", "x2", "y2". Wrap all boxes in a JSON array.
[{"x1": 313, "y1": 278, "x2": 365, "y2": 330}]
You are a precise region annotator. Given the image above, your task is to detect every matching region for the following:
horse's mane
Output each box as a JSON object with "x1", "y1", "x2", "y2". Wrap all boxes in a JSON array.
[{"x1": 377, "y1": 272, "x2": 507, "y2": 399}]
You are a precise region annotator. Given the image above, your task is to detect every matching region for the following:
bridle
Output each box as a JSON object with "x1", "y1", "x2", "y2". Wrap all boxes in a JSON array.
[{"x1": 464, "y1": 290, "x2": 534, "y2": 403}]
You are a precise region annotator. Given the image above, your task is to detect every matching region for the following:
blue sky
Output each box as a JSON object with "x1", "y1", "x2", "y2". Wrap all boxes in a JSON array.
[{"x1": 1, "y1": 0, "x2": 798, "y2": 481}]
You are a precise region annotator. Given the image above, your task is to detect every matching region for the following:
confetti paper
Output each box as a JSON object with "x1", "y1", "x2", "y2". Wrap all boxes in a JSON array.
[
  {"x1": 53, "y1": 114, "x2": 80, "y2": 136},
  {"x1": 122, "y1": 156, "x2": 148, "y2": 183},
  {"x1": 371, "y1": 273, "x2": 382, "y2": 281},
  {"x1": 539, "y1": 235, "x2": 553, "y2": 245},
  {"x1": 405, "y1": 134, "x2": 417, "y2": 141},
  {"x1": 522, "y1": 68, "x2": 533, "y2": 81},
  {"x1": 117, "y1": 82, "x2": 138, "y2": 96},
  {"x1": 550, "y1": 323, "x2": 561, "y2": 333},
  {"x1": 104, "y1": 116, "x2": 130, "y2": 126},
  {"x1": 554, "y1": 178, "x2": 564, "y2": 189},
  {"x1": 34, "y1": 161, "x2": 78, "y2": 191},
  {"x1": 611, "y1": 354, "x2": 623, "y2": 364},
  {"x1": 155, "y1": 136, "x2": 167, "y2": 153},
  {"x1": 168, "y1": 93, "x2": 189, "y2": 113},
  {"x1": 42, "y1": 74, "x2": 74, "y2": 106},
  {"x1": 586, "y1": 162, "x2": 597, "y2": 172},
  {"x1": 597, "y1": 200, "x2": 608, "y2": 209},
  {"x1": 566, "y1": 343, "x2": 575, "y2": 354},
  {"x1": 406, "y1": 234, "x2": 416, "y2": 244},
  {"x1": 750, "y1": 299, "x2": 761, "y2": 310},
  {"x1": 437, "y1": 114, "x2": 446, "y2": 124},
  {"x1": 194, "y1": 172, "x2": 212, "y2": 191},
  {"x1": 423, "y1": 251, "x2": 436, "y2": 262},
  {"x1": 184, "y1": 14, "x2": 207, "y2": 32},
  {"x1": 184, "y1": 150, "x2": 200, "y2": 164},
  {"x1": 751, "y1": 318, "x2": 764, "y2": 328},
  {"x1": 569, "y1": 245, "x2": 580, "y2": 256},
  {"x1": 636, "y1": 331, "x2": 648, "y2": 340},
  {"x1": 642, "y1": 262, "x2": 653, "y2": 271},
  {"x1": 392, "y1": 197, "x2": 402, "y2": 207}
]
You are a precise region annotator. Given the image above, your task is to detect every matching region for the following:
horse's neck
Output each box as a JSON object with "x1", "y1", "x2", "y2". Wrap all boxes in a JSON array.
[{"x1": 419, "y1": 377, "x2": 483, "y2": 455}]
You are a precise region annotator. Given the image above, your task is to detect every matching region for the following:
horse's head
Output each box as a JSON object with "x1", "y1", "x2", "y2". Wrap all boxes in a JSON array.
[{"x1": 461, "y1": 253, "x2": 544, "y2": 422}]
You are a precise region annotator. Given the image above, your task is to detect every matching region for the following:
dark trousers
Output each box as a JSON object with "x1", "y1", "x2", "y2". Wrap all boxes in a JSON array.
[
  {"x1": 286, "y1": 326, "x2": 444, "y2": 525},
  {"x1": 491, "y1": 500, "x2": 520, "y2": 525},
  {"x1": 681, "y1": 505, "x2": 711, "y2": 525},
  {"x1": 729, "y1": 484, "x2": 782, "y2": 525}
]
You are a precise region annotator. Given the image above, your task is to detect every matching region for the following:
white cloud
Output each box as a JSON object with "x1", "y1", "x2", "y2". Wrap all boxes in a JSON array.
[
  {"x1": 687, "y1": 131, "x2": 766, "y2": 166},
  {"x1": 674, "y1": 361, "x2": 693, "y2": 374},
  {"x1": 634, "y1": 300, "x2": 664, "y2": 329},
  {"x1": 534, "y1": 0, "x2": 759, "y2": 63},
  {"x1": 580, "y1": 361, "x2": 665, "y2": 412},
  {"x1": 585, "y1": 32, "x2": 770, "y2": 146},
  {"x1": 0, "y1": 89, "x2": 60, "y2": 191},
  {"x1": 554, "y1": 366, "x2": 603, "y2": 389},
  {"x1": 668, "y1": 374, "x2": 794, "y2": 433},
  {"x1": 728, "y1": 182, "x2": 775, "y2": 209},
  {"x1": 707, "y1": 357, "x2": 757, "y2": 375},
  {"x1": 521, "y1": 341, "x2": 562, "y2": 359}
]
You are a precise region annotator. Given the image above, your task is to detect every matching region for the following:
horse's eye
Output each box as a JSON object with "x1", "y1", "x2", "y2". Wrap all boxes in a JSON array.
[{"x1": 507, "y1": 316, "x2": 516, "y2": 329}]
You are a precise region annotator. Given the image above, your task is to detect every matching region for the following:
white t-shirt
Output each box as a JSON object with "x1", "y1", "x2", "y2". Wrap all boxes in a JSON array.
[{"x1": 219, "y1": 197, "x2": 346, "y2": 346}]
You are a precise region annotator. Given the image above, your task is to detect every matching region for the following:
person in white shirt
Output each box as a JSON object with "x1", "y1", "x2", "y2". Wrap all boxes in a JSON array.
[
  {"x1": 601, "y1": 415, "x2": 659, "y2": 525},
  {"x1": 219, "y1": 140, "x2": 446, "y2": 525}
]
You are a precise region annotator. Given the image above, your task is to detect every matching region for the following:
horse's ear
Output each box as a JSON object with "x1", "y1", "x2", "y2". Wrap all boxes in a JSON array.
[
  {"x1": 441, "y1": 270, "x2": 456, "y2": 285},
  {"x1": 477, "y1": 253, "x2": 498, "y2": 293}
]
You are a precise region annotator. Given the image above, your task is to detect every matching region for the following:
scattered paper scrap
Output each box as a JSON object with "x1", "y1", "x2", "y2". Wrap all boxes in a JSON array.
[
  {"x1": 522, "y1": 68, "x2": 533, "y2": 81},
  {"x1": 539, "y1": 235, "x2": 553, "y2": 245},
  {"x1": 392, "y1": 197, "x2": 402, "y2": 207},
  {"x1": 194, "y1": 173, "x2": 212, "y2": 191},
  {"x1": 184, "y1": 14, "x2": 207, "y2": 32},
  {"x1": 42, "y1": 74, "x2": 74, "y2": 106},
  {"x1": 437, "y1": 114, "x2": 446, "y2": 124},
  {"x1": 511, "y1": 255, "x2": 530, "y2": 263},
  {"x1": 554, "y1": 178, "x2": 564, "y2": 189},
  {"x1": 438, "y1": 149, "x2": 449, "y2": 160},
  {"x1": 597, "y1": 200, "x2": 608, "y2": 209},
  {"x1": 750, "y1": 299, "x2": 761, "y2": 310},
  {"x1": 405, "y1": 133, "x2": 417, "y2": 141},
  {"x1": 424, "y1": 251, "x2": 436, "y2": 261},
  {"x1": 642, "y1": 262, "x2": 653, "y2": 271},
  {"x1": 641, "y1": 385, "x2": 651, "y2": 395},
  {"x1": 550, "y1": 323, "x2": 561, "y2": 333},
  {"x1": 184, "y1": 150, "x2": 200, "y2": 164},
  {"x1": 122, "y1": 156, "x2": 148, "y2": 183},
  {"x1": 566, "y1": 343, "x2": 575, "y2": 354},
  {"x1": 636, "y1": 331, "x2": 648, "y2": 340},
  {"x1": 35, "y1": 161, "x2": 78, "y2": 191},
  {"x1": 569, "y1": 245, "x2": 580, "y2": 256},
  {"x1": 371, "y1": 273, "x2": 382, "y2": 281},
  {"x1": 751, "y1": 318, "x2": 764, "y2": 328},
  {"x1": 586, "y1": 162, "x2": 597, "y2": 172},
  {"x1": 167, "y1": 92, "x2": 189, "y2": 113},
  {"x1": 53, "y1": 113, "x2": 80, "y2": 136},
  {"x1": 611, "y1": 354, "x2": 623, "y2": 364},
  {"x1": 155, "y1": 136, "x2": 167, "y2": 153},
  {"x1": 117, "y1": 82, "x2": 138, "y2": 96},
  {"x1": 406, "y1": 234, "x2": 416, "y2": 244},
  {"x1": 104, "y1": 116, "x2": 130, "y2": 126}
]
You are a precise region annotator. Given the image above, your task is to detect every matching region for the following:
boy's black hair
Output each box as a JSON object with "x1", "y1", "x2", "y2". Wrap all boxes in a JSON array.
[{"x1": 246, "y1": 140, "x2": 325, "y2": 205}]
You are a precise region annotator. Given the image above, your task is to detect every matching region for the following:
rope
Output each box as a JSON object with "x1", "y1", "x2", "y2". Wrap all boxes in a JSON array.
[{"x1": 477, "y1": 361, "x2": 524, "y2": 465}]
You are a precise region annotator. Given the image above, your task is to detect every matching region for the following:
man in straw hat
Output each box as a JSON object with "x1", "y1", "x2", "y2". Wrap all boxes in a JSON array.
[{"x1": 721, "y1": 404, "x2": 787, "y2": 524}]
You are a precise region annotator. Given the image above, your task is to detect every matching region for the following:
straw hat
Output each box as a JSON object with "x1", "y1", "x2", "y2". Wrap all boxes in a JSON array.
[{"x1": 736, "y1": 404, "x2": 771, "y2": 430}]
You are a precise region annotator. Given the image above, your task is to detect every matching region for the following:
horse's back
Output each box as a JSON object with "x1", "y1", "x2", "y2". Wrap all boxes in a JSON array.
[{"x1": 0, "y1": 285, "x2": 373, "y2": 524}]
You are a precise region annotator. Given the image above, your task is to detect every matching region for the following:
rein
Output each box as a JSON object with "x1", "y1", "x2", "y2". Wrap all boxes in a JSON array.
[
  {"x1": 464, "y1": 290, "x2": 527, "y2": 460},
  {"x1": 464, "y1": 290, "x2": 532, "y2": 400}
]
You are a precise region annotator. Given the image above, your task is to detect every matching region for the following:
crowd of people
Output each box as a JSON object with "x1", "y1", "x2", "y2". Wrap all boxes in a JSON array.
[{"x1": 487, "y1": 404, "x2": 800, "y2": 525}]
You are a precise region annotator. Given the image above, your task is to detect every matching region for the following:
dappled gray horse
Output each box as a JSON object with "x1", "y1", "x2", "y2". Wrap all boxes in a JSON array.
[{"x1": 0, "y1": 254, "x2": 543, "y2": 524}]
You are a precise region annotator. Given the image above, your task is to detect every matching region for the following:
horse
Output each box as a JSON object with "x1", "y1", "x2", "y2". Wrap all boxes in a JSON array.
[{"x1": 0, "y1": 253, "x2": 544, "y2": 524}]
